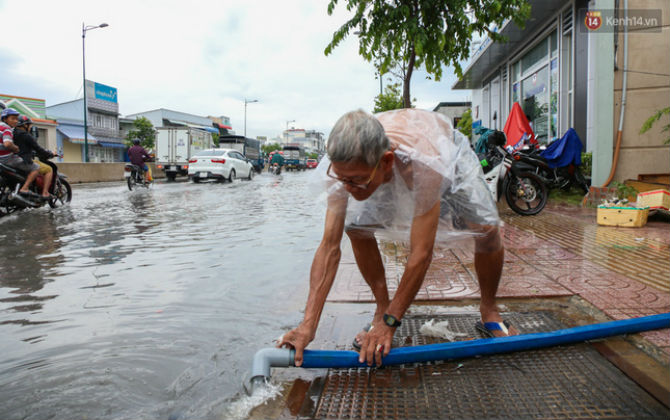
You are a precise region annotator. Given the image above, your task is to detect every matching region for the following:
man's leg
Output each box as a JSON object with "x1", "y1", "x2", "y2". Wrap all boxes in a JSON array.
[
  {"x1": 345, "y1": 227, "x2": 390, "y2": 345},
  {"x1": 20, "y1": 170, "x2": 39, "y2": 193},
  {"x1": 472, "y1": 225, "x2": 518, "y2": 337},
  {"x1": 41, "y1": 170, "x2": 53, "y2": 197}
]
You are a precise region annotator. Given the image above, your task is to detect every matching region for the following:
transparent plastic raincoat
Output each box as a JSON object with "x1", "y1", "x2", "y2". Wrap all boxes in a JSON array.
[{"x1": 314, "y1": 109, "x2": 499, "y2": 243}]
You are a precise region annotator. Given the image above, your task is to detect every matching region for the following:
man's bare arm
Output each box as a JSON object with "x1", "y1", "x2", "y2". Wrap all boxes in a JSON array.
[
  {"x1": 277, "y1": 199, "x2": 346, "y2": 365},
  {"x1": 3, "y1": 140, "x2": 19, "y2": 153},
  {"x1": 386, "y1": 201, "x2": 440, "y2": 320}
]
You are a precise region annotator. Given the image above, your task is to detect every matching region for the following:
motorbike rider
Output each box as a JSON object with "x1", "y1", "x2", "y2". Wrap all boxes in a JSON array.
[
  {"x1": 270, "y1": 151, "x2": 284, "y2": 173},
  {"x1": 13, "y1": 116, "x2": 57, "y2": 199},
  {"x1": 1, "y1": 108, "x2": 42, "y2": 199},
  {"x1": 127, "y1": 139, "x2": 153, "y2": 182}
]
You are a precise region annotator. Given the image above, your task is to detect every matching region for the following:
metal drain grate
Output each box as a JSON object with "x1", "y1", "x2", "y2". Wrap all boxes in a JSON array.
[{"x1": 310, "y1": 312, "x2": 669, "y2": 419}]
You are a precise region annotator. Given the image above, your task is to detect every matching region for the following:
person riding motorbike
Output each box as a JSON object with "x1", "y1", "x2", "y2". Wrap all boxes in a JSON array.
[
  {"x1": 1, "y1": 108, "x2": 42, "y2": 199},
  {"x1": 127, "y1": 139, "x2": 153, "y2": 182},
  {"x1": 13, "y1": 116, "x2": 56, "y2": 199},
  {"x1": 270, "y1": 152, "x2": 284, "y2": 172}
]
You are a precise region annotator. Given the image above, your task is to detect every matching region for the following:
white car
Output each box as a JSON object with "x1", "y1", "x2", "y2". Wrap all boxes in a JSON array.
[{"x1": 187, "y1": 148, "x2": 254, "y2": 182}]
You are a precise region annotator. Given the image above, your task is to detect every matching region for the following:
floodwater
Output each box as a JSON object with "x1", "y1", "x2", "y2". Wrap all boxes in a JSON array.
[{"x1": 0, "y1": 172, "x2": 325, "y2": 419}]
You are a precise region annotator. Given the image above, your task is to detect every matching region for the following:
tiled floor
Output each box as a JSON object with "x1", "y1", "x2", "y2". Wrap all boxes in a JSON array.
[{"x1": 327, "y1": 203, "x2": 670, "y2": 355}]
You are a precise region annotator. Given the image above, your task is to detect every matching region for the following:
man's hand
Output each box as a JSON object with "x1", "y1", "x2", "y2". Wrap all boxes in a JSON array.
[
  {"x1": 276, "y1": 324, "x2": 315, "y2": 367},
  {"x1": 358, "y1": 321, "x2": 395, "y2": 366}
]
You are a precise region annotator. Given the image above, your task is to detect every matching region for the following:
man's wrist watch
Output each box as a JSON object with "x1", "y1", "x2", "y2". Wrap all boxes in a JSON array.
[{"x1": 383, "y1": 313, "x2": 402, "y2": 328}]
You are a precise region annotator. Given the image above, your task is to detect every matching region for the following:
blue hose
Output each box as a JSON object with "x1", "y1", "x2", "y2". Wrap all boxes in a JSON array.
[{"x1": 299, "y1": 313, "x2": 670, "y2": 369}]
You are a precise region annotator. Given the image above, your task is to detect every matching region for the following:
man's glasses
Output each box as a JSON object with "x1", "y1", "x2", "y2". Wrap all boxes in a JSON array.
[{"x1": 326, "y1": 158, "x2": 381, "y2": 190}]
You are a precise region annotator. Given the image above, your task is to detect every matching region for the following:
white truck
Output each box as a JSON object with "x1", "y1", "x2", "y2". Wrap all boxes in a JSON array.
[{"x1": 155, "y1": 127, "x2": 213, "y2": 181}]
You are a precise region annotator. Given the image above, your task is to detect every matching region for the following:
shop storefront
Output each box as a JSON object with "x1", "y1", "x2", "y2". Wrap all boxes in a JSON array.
[{"x1": 460, "y1": 3, "x2": 577, "y2": 145}]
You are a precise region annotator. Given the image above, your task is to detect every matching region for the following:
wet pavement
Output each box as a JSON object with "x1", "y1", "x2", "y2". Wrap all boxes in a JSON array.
[
  {"x1": 252, "y1": 202, "x2": 669, "y2": 419},
  {"x1": 329, "y1": 203, "x2": 670, "y2": 356}
]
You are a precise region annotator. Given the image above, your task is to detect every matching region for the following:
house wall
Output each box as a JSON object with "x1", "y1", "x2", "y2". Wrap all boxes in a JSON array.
[{"x1": 610, "y1": 0, "x2": 670, "y2": 182}]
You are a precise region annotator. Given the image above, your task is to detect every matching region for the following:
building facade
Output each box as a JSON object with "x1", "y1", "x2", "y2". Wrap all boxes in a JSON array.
[
  {"x1": 282, "y1": 128, "x2": 325, "y2": 156},
  {"x1": 46, "y1": 80, "x2": 125, "y2": 163},
  {"x1": 433, "y1": 102, "x2": 472, "y2": 128},
  {"x1": 0, "y1": 94, "x2": 58, "y2": 152},
  {"x1": 454, "y1": 0, "x2": 669, "y2": 185}
]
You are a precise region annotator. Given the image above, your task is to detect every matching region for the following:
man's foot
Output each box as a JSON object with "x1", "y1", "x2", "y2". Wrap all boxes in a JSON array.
[
  {"x1": 479, "y1": 308, "x2": 519, "y2": 337},
  {"x1": 475, "y1": 320, "x2": 517, "y2": 338},
  {"x1": 352, "y1": 323, "x2": 372, "y2": 351}
]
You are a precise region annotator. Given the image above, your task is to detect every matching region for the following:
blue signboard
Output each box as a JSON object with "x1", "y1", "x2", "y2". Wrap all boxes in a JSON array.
[{"x1": 94, "y1": 82, "x2": 118, "y2": 103}]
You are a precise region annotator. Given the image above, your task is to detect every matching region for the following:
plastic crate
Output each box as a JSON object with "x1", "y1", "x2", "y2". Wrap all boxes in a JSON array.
[
  {"x1": 597, "y1": 206, "x2": 649, "y2": 227},
  {"x1": 636, "y1": 189, "x2": 670, "y2": 211}
]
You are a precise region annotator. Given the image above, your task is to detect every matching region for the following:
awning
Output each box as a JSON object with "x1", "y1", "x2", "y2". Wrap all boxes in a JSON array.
[
  {"x1": 98, "y1": 141, "x2": 126, "y2": 149},
  {"x1": 58, "y1": 126, "x2": 97, "y2": 144},
  {"x1": 452, "y1": 0, "x2": 566, "y2": 90},
  {"x1": 217, "y1": 123, "x2": 233, "y2": 130}
]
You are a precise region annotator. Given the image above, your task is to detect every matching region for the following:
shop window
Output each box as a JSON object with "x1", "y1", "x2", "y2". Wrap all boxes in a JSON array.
[
  {"x1": 521, "y1": 38, "x2": 548, "y2": 74},
  {"x1": 521, "y1": 65, "x2": 549, "y2": 143},
  {"x1": 551, "y1": 31, "x2": 558, "y2": 57},
  {"x1": 550, "y1": 58, "x2": 559, "y2": 140}
]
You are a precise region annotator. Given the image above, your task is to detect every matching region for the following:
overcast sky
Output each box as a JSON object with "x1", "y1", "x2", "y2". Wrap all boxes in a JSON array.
[{"x1": 0, "y1": 0, "x2": 470, "y2": 139}]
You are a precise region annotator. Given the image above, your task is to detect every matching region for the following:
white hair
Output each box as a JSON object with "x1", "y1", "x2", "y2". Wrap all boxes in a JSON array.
[{"x1": 327, "y1": 110, "x2": 389, "y2": 166}]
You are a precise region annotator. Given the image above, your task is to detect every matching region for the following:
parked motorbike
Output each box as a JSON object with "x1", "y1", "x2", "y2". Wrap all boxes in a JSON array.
[
  {"x1": 0, "y1": 156, "x2": 72, "y2": 217},
  {"x1": 480, "y1": 135, "x2": 548, "y2": 216},
  {"x1": 125, "y1": 163, "x2": 153, "y2": 191},
  {"x1": 515, "y1": 146, "x2": 589, "y2": 194}
]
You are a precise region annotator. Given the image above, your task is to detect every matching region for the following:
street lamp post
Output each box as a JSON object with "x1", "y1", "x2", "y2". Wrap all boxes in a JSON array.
[
  {"x1": 244, "y1": 98, "x2": 258, "y2": 137},
  {"x1": 82, "y1": 22, "x2": 109, "y2": 163}
]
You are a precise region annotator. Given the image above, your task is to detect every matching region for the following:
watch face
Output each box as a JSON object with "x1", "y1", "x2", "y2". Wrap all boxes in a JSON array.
[{"x1": 384, "y1": 317, "x2": 394, "y2": 326}]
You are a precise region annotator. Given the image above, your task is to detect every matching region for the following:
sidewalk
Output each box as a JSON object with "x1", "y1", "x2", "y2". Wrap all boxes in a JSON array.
[
  {"x1": 328, "y1": 202, "x2": 670, "y2": 357},
  {"x1": 253, "y1": 202, "x2": 670, "y2": 419}
]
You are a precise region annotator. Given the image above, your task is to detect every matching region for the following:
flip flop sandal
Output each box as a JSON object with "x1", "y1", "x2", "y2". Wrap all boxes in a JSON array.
[
  {"x1": 352, "y1": 323, "x2": 372, "y2": 351},
  {"x1": 475, "y1": 320, "x2": 513, "y2": 338}
]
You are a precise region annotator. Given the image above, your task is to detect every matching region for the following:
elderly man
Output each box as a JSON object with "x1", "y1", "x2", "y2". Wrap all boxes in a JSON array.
[{"x1": 278, "y1": 108, "x2": 517, "y2": 367}]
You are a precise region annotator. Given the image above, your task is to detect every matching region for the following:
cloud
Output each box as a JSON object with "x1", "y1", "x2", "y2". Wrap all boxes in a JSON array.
[{"x1": 0, "y1": 0, "x2": 468, "y2": 139}]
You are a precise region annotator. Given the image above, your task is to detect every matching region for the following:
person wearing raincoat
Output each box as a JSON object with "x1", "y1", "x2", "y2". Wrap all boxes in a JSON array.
[{"x1": 277, "y1": 109, "x2": 517, "y2": 367}]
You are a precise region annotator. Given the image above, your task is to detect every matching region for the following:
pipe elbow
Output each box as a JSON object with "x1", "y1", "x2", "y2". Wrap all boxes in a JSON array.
[{"x1": 250, "y1": 347, "x2": 295, "y2": 381}]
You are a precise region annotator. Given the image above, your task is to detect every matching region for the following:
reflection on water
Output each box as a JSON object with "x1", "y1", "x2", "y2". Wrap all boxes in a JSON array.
[{"x1": 0, "y1": 173, "x2": 323, "y2": 419}]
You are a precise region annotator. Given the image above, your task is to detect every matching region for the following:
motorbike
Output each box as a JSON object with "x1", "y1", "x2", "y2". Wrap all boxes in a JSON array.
[
  {"x1": 515, "y1": 146, "x2": 589, "y2": 194},
  {"x1": 125, "y1": 163, "x2": 152, "y2": 191},
  {"x1": 269, "y1": 163, "x2": 282, "y2": 175},
  {"x1": 480, "y1": 139, "x2": 548, "y2": 216},
  {"x1": 0, "y1": 156, "x2": 72, "y2": 217}
]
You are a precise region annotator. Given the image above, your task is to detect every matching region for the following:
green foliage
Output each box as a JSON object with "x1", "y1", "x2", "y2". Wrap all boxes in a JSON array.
[
  {"x1": 611, "y1": 181, "x2": 638, "y2": 201},
  {"x1": 325, "y1": 0, "x2": 531, "y2": 107},
  {"x1": 373, "y1": 82, "x2": 407, "y2": 112},
  {"x1": 262, "y1": 143, "x2": 282, "y2": 155},
  {"x1": 640, "y1": 107, "x2": 670, "y2": 145},
  {"x1": 125, "y1": 117, "x2": 156, "y2": 150},
  {"x1": 212, "y1": 133, "x2": 220, "y2": 147},
  {"x1": 456, "y1": 108, "x2": 472, "y2": 139},
  {"x1": 307, "y1": 152, "x2": 319, "y2": 159},
  {"x1": 580, "y1": 152, "x2": 592, "y2": 178}
]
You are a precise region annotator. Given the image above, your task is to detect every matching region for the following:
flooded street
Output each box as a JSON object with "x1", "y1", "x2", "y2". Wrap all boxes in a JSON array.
[{"x1": 0, "y1": 172, "x2": 324, "y2": 419}]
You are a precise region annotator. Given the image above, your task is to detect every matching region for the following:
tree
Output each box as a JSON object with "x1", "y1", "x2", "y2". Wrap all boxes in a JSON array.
[
  {"x1": 325, "y1": 0, "x2": 531, "y2": 108},
  {"x1": 640, "y1": 107, "x2": 670, "y2": 145},
  {"x1": 212, "y1": 133, "x2": 220, "y2": 147},
  {"x1": 373, "y1": 81, "x2": 410, "y2": 112},
  {"x1": 456, "y1": 108, "x2": 472, "y2": 139},
  {"x1": 262, "y1": 143, "x2": 282, "y2": 155},
  {"x1": 125, "y1": 116, "x2": 156, "y2": 150}
]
